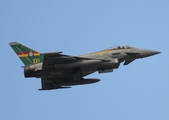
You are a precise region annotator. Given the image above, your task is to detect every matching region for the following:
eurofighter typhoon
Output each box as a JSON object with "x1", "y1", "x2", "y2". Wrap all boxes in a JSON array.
[{"x1": 9, "y1": 42, "x2": 160, "y2": 90}]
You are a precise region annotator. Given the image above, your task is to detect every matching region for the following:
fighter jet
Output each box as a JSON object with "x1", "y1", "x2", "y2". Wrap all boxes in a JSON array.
[{"x1": 9, "y1": 42, "x2": 160, "y2": 90}]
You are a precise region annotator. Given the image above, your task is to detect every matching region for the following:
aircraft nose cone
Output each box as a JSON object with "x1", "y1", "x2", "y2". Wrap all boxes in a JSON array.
[{"x1": 142, "y1": 49, "x2": 161, "y2": 58}]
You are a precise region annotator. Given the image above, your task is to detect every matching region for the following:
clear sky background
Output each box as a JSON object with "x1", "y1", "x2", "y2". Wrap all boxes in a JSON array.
[{"x1": 1, "y1": 0, "x2": 169, "y2": 120}]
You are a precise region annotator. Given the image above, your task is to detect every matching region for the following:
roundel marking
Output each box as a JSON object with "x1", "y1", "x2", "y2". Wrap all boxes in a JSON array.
[{"x1": 29, "y1": 51, "x2": 34, "y2": 56}]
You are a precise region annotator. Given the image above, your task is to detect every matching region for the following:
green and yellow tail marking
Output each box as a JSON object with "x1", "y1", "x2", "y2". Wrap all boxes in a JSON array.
[{"x1": 9, "y1": 42, "x2": 44, "y2": 66}]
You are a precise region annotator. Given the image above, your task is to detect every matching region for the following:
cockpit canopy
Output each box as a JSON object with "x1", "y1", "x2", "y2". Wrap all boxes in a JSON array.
[{"x1": 106, "y1": 45, "x2": 137, "y2": 50}]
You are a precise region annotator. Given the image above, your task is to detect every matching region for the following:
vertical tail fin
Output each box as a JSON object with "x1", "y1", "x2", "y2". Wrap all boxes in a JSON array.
[{"x1": 9, "y1": 42, "x2": 44, "y2": 66}]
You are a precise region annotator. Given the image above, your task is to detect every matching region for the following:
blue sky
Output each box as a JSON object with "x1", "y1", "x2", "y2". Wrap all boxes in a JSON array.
[{"x1": 1, "y1": 0, "x2": 169, "y2": 120}]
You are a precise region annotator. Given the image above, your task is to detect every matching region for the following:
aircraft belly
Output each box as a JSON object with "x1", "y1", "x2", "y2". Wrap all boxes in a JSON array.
[
  {"x1": 27, "y1": 62, "x2": 119, "y2": 78},
  {"x1": 42, "y1": 63, "x2": 116, "y2": 77},
  {"x1": 81, "y1": 69, "x2": 96, "y2": 76},
  {"x1": 54, "y1": 60, "x2": 102, "y2": 69}
]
